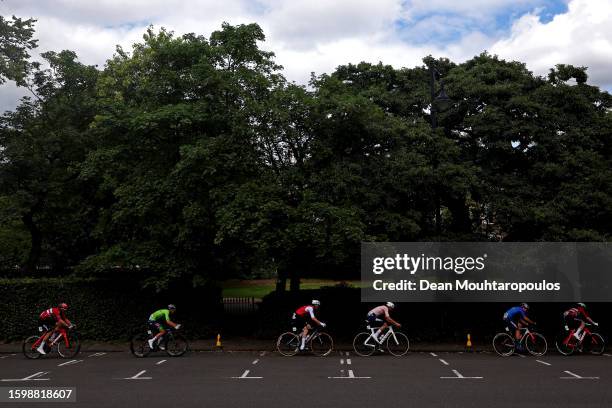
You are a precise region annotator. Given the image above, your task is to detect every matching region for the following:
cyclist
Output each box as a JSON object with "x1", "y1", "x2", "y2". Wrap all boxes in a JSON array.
[
  {"x1": 36, "y1": 303, "x2": 72, "y2": 355},
  {"x1": 563, "y1": 303, "x2": 598, "y2": 341},
  {"x1": 503, "y1": 303, "x2": 535, "y2": 346},
  {"x1": 367, "y1": 302, "x2": 401, "y2": 342},
  {"x1": 148, "y1": 304, "x2": 181, "y2": 350},
  {"x1": 293, "y1": 300, "x2": 326, "y2": 351}
]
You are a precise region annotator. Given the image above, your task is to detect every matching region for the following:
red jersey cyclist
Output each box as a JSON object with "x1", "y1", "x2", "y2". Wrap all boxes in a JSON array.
[
  {"x1": 293, "y1": 300, "x2": 326, "y2": 351},
  {"x1": 563, "y1": 303, "x2": 598, "y2": 341},
  {"x1": 367, "y1": 302, "x2": 401, "y2": 342},
  {"x1": 37, "y1": 303, "x2": 72, "y2": 355}
]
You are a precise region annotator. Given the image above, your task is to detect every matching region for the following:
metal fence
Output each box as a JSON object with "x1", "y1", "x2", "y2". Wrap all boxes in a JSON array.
[{"x1": 222, "y1": 297, "x2": 258, "y2": 315}]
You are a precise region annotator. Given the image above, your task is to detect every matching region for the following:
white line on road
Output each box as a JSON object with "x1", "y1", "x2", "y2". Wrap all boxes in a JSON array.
[
  {"x1": 604, "y1": 353, "x2": 611, "y2": 357},
  {"x1": 430, "y1": 352, "x2": 438, "y2": 357},
  {"x1": 0, "y1": 356, "x2": 8, "y2": 359},
  {"x1": 346, "y1": 359, "x2": 352, "y2": 365},
  {"x1": 58, "y1": 359, "x2": 82, "y2": 367},
  {"x1": 518, "y1": 354, "x2": 526, "y2": 358},
  {"x1": 345, "y1": 352, "x2": 350, "y2": 356},
  {"x1": 340, "y1": 359, "x2": 344, "y2": 364},
  {"x1": 439, "y1": 359, "x2": 449, "y2": 366},
  {"x1": 231, "y1": 370, "x2": 262, "y2": 379},
  {"x1": 88, "y1": 352, "x2": 106, "y2": 357},
  {"x1": 536, "y1": 360, "x2": 551, "y2": 366},
  {"x1": 156, "y1": 360, "x2": 167, "y2": 365},
  {"x1": 259, "y1": 351, "x2": 267, "y2": 357},
  {"x1": 441, "y1": 369, "x2": 483, "y2": 380},
  {"x1": 1, "y1": 371, "x2": 50, "y2": 382},
  {"x1": 124, "y1": 370, "x2": 152, "y2": 380},
  {"x1": 252, "y1": 359, "x2": 259, "y2": 365},
  {"x1": 561, "y1": 371, "x2": 599, "y2": 380},
  {"x1": 329, "y1": 369, "x2": 371, "y2": 379},
  {"x1": 10, "y1": 354, "x2": 16, "y2": 356}
]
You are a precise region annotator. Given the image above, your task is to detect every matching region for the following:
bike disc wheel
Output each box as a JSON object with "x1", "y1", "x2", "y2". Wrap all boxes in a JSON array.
[
  {"x1": 585, "y1": 333, "x2": 605, "y2": 355},
  {"x1": 57, "y1": 332, "x2": 81, "y2": 358},
  {"x1": 386, "y1": 332, "x2": 410, "y2": 356},
  {"x1": 310, "y1": 332, "x2": 333, "y2": 357},
  {"x1": 492, "y1": 333, "x2": 515, "y2": 357},
  {"x1": 276, "y1": 332, "x2": 299, "y2": 356},
  {"x1": 165, "y1": 333, "x2": 188, "y2": 357},
  {"x1": 130, "y1": 333, "x2": 152, "y2": 358},
  {"x1": 525, "y1": 332, "x2": 547, "y2": 356},
  {"x1": 353, "y1": 332, "x2": 376, "y2": 357},
  {"x1": 555, "y1": 334, "x2": 575, "y2": 356},
  {"x1": 22, "y1": 336, "x2": 42, "y2": 359}
]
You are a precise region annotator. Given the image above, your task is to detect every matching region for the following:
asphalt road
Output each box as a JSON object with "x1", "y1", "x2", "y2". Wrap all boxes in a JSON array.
[{"x1": 0, "y1": 350, "x2": 611, "y2": 408}]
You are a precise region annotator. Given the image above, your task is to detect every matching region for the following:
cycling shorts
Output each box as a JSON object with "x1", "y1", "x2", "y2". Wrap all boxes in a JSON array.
[
  {"x1": 292, "y1": 313, "x2": 314, "y2": 328},
  {"x1": 38, "y1": 317, "x2": 56, "y2": 332},
  {"x1": 504, "y1": 318, "x2": 518, "y2": 331},
  {"x1": 367, "y1": 314, "x2": 384, "y2": 328},
  {"x1": 148, "y1": 320, "x2": 168, "y2": 333},
  {"x1": 564, "y1": 316, "x2": 583, "y2": 330}
]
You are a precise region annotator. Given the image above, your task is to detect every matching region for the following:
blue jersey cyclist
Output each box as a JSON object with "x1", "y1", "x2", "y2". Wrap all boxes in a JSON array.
[{"x1": 504, "y1": 303, "x2": 536, "y2": 344}]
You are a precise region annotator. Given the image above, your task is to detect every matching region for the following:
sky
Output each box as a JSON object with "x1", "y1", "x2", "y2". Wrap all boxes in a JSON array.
[{"x1": 1, "y1": 0, "x2": 611, "y2": 111}]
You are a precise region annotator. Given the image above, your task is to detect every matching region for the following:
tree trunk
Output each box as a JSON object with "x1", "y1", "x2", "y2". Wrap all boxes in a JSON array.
[
  {"x1": 289, "y1": 270, "x2": 300, "y2": 292},
  {"x1": 21, "y1": 211, "x2": 42, "y2": 275},
  {"x1": 275, "y1": 266, "x2": 287, "y2": 293}
]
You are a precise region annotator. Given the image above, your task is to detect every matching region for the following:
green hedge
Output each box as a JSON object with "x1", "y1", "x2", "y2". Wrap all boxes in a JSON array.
[{"x1": 0, "y1": 277, "x2": 222, "y2": 341}]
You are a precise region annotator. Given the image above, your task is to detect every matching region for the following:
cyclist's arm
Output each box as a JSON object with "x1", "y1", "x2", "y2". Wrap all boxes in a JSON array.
[
  {"x1": 521, "y1": 316, "x2": 536, "y2": 325},
  {"x1": 384, "y1": 315, "x2": 401, "y2": 327},
  {"x1": 165, "y1": 320, "x2": 179, "y2": 329},
  {"x1": 57, "y1": 318, "x2": 70, "y2": 328}
]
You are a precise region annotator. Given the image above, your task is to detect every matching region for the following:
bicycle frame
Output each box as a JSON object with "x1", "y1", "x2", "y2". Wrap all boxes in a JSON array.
[
  {"x1": 32, "y1": 327, "x2": 71, "y2": 350},
  {"x1": 561, "y1": 324, "x2": 595, "y2": 348},
  {"x1": 363, "y1": 324, "x2": 398, "y2": 345}
]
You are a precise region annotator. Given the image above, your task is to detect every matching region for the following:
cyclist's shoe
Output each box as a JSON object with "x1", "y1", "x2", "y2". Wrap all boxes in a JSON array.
[
  {"x1": 36, "y1": 343, "x2": 47, "y2": 355},
  {"x1": 147, "y1": 339, "x2": 155, "y2": 350},
  {"x1": 159, "y1": 344, "x2": 166, "y2": 351}
]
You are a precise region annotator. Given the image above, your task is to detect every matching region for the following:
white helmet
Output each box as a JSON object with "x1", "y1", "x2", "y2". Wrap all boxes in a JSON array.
[
  {"x1": 312, "y1": 299, "x2": 321, "y2": 306},
  {"x1": 386, "y1": 302, "x2": 395, "y2": 309}
]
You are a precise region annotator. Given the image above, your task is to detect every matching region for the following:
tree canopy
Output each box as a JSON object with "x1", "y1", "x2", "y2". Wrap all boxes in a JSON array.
[{"x1": 1, "y1": 20, "x2": 611, "y2": 289}]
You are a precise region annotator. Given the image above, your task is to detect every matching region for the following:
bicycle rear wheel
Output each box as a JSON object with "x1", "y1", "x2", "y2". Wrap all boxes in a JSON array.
[
  {"x1": 525, "y1": 332, "x2": 547, "y2": 356},
  {"x1": 584, "y1": 333, "x2": 605, "y2": 355},
  {"x1": 386, "y1": 332, "x2": 410, "y2": 356},
  {"x1": 276, "y1": 332, "x2": 299, "y2": 356},
  {"x1": 130, "y1": 333, "x2": 152, "y2": 357},
  {"x1": 555, "y1": 333, "x2": 575, "y2": 356},
  {"x1": 353, "y1": 332, "x2": 376, "y2": 357},
  {"x1": 310, "y1": 332, "x2": 333, "y2": 357},
  {"x1": 22, "y1": 335, "x2": 43, "y2": 359},
  {"x1": 492, "y1": 332, "x2": 515, "y2": 356},
  {"x1": 57, "y1": 332, "x2": 81, "y2": 358},
  {"x1": 165, "y1": 333, "x2": 188, "y2": 357}
]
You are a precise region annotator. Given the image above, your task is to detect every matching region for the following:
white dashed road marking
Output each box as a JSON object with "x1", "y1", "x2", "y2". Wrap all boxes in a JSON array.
[
  {"x1": 561, "y1": 371, "x2": 599, "y2": 380},
  {"x1": 88, "y1": 352, "x2": 106, "y2": 357},
  {"x1": 430, "y1": 352, "x2": 438, "y2": 357},
  {"x1": 536, "y1": 360, "x2": 551, "y2": 366},
  {"x1": 439, "y1": 359, "x2": 449, "y2": 366},
  {"x1": 156, "y1": 360, "x2": 167, "y2": 365},
  {"x1": 329, "y1": 369, "x2": 371, "y2": 379},
  {"x1": 252, "y1": 359, "x2": 259, "y2": 365},
  {"x1": 441, "y1": 369, "x2": 483, "y2": 380},
  {"x1": 1, "y1": 371, "x2": 50, "y2": 382},
  {"x1": 58, "y1": 359, "x2": 82, "y2": 367},
  {"x1": 124, "y1": 370, "x2": 152, "y2": 380},
  {"x1": 232, "y1": 370, "x2": 262, "y2": 379}
]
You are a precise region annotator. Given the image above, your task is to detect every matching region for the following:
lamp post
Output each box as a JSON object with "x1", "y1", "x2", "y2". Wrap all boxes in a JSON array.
[{"x1": 428, "y1": 64, "x2": 451, "y2": 235}]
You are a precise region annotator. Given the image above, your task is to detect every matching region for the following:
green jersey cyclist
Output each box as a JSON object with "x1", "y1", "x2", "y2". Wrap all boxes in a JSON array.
[{"x1": 148, "y1": 304, "x2": 181, "y2": 350}]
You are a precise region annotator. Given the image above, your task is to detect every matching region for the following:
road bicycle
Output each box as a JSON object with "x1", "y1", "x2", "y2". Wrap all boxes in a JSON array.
[
  {"x1": 555, "y1": 323, "x2": 605, "y2": 356},
  {"x1": 493, "y1": 326, "x2": 547, "y2": 357},
  {"x1": 23, "y1": 324, "x2": 80, "y2": 359},
  {"x1": 276, "y1": 326, "x2": 333, "y2": 357},
  {"x1": 353, "y1": 322, "x2": 409, "y2": 356},
  {"x1": 130, "y1": 326, "x2": 188, "y2": 357}
]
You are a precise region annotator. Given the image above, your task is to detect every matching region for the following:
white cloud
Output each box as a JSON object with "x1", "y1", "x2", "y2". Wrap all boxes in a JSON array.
[
  {"x1": 490, "y1": 0, "x2": 612, "y2": 88},
  {"x1": 0, "y1": 0, "x2": 610, "y2": 114}
]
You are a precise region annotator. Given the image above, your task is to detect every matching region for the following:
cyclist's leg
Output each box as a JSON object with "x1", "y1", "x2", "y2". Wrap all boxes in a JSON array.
[
  {"x1": 36, "y1": 319, "x2": 54, "y2": 353},
  {"x1": 148, "y1": 321, "x2": 164, "y2": 348},
  {"x1": 300, "y1": 319, "x2": 311, "y2": 350},
  {"x1": 573, "y1": 319, "x2": 585, "y2": 339}
]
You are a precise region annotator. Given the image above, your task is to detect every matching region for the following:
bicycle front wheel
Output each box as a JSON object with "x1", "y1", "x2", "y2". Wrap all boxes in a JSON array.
[
  {"x1": 386, "y1": 332, "x2": 410, "y2": 356},
  {"x1": 130, "y1": 333, "x2": 152, "y2": 358},
  {"x1": 353, "y1": 332, "x2": 376, "y2": 357},
  {"x1": 555, "y1": 333, "x2": 575, "y2": 356},
  {"x1": 57, "y1": 332, "x2": 80, "y2": 358},
  {"x1": 525, "y1": 332, "x2": 547, "y2": 356},
  {"x1": 165, "y1": 333, "x2": 188, "y2": 357},
  {"x1": 310, "y1": 332, "x2": 333, "y2": 357},
  {"x1": 22, "y1": 336, "x2": 42, "y2": 359},
  {"x1": 585, "y1": 333, "x2": 605, "y2": 355},
  {"x1": 276, "y1": 332, "x2": 299, "y2": 356},
  {"x1": 493, "y1": 333, "x2": 515, "y2": 356}
]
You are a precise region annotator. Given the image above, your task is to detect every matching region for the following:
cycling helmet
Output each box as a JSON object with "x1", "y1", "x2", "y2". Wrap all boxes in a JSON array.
[
  {"x1": 311, "y1": 300, "x2": 321, "y2": 306},
  {"x1": 386, "y1": 302, "x2": 395, "y2": 309},
  {"x1": 577, "y1": 302, "x2": 586, "y2": 309},
  {"x1": 168, "y1": 304, "x2": 176, "y2": 310},
  {"x1": 520, "y1": 303, "x2": 529, "y2": 310},
  {"x1": 58, "y1": 303, "x2": 68, "y2": 311}
]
